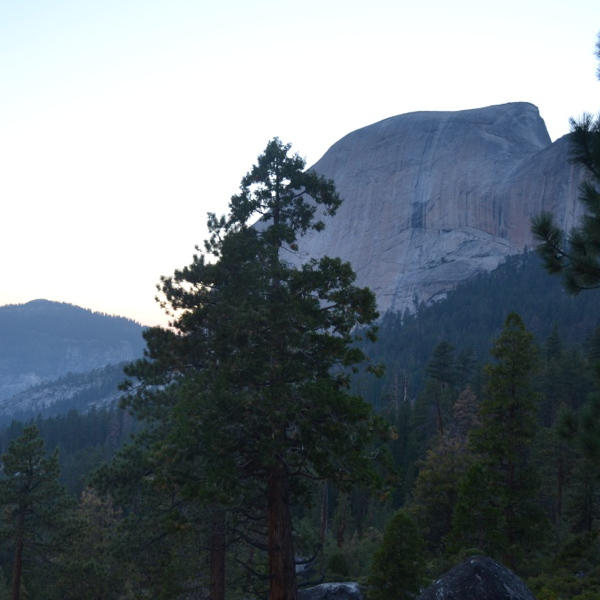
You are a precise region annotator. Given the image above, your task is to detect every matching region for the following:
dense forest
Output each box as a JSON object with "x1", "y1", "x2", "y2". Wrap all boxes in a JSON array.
[
  {"x1": 354, "y1": 249, "x2": 600, "y2": 410},
  {"x1": 0, "y1": 291, "x2": 599, "y2": 599}
]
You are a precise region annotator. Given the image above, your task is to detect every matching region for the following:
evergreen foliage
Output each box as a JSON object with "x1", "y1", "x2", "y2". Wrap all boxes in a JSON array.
[
  {"x1": 452, "y1": 313, "x2": 546, "y2": 569},
  {"x1": 354, "y1": 251, "x2": 600, "y2": 411},
  {"x1": 99, "y1": 139, "x2": 389, "y2": 600},
  {"x1": 0, "y1": 426, "x2": 72, "y2": 600},
  {"x1": 411, "y1": 387, "x2": 479, "y2": 550},
  {"x1": 532, "y1": 34, "x2": 600, "y2": 293},
  {"x1": 0, "y1": 407, "x2": 135, "y2": 495},
  {"x1": 52, "y1": 488, "x2": 128, "y2": 600},
  {"x1": 367, "y1": 509, "x2": 427, "y2": 600}
]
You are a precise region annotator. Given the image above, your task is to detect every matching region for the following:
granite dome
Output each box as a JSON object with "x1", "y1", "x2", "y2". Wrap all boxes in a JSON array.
[{"x1": 295, "y1": 103, "x2": 584, "y2": 314}]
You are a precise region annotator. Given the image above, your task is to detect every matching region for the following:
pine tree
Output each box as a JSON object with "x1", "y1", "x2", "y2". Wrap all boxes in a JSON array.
[
  {"x1": 113, "y1": 139, "x2": 387, "y2": 600},
  {"x1": 413, "y1": 342, "x2": 457, "y2": 452},
  {"x1": 424, "y1": 341, "x2": 457, "y2": 436},
  {"x1": 368, "y1": 509, "x2": 427, "y2": 600},
  {"x1": 532, "y1": 34, "x2": 600, "y2": 293},
  {"x1": 94, "y1": 413, "x2": 215, "y2": 599},
  {"x1": 53, "y1": 488, "x2": 128, "y2": 600},
  {"x1": 0, "y1": 426, "x2": 72, "y2": 600},
  {"x1": 411, "y1": 388, "x2": 478, "y2": 550},
  {"x1": 452, "y1": 313, "x2": 546, "y2": 569}
]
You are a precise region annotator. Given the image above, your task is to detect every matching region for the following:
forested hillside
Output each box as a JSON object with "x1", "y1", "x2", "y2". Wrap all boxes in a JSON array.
[
  {"x1": 2, "y1": 295, "x2": 598, "y2": 598},
  {"x1": 356, "y1": 250, "x2": 600, "y2": 410},
  {"x1": 3, "y1": 228, "x2": 600, "y2": 600},
  {"x1": 0, "y1": 407, "x2": 136, "y2": 494}
]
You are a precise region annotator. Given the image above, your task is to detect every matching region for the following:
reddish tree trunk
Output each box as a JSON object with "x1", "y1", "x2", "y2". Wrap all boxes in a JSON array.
[
  {"x1": 503, "y1": 459, "x2": 516, "y2": 570},
  {"x1": 320, "y1": 482, "x2": 328, "y2": 544},
  {"x1": 267, "y1": 462, "x2": 297, "y2": 600},
  {"x1": 210, "y1": 511, "x2": 226, "y2": 600},
  {"x1": 11, "y1": 509, "x2": 25, "y2": 600},
  {"x1": 556, "y1": 450, "x2": 564, "y2": 523}
]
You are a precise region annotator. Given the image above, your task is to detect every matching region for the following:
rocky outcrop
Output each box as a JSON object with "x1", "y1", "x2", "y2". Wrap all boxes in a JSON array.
[
  {"x1": 417, "y1": 556, "x2": 535, "y2": 600},
  {"x1": 0, "y1": 363, "x2": 127, "y2": 423},
  {"x1": 296, "y1": 103, "x2": 584, "y2": 314}
]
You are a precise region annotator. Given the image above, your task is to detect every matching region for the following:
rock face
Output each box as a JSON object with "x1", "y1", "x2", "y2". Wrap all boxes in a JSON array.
[
  {"x1": 0, "y1": 363, "x2": 127, "y2": 424},
  {"x1": 297, "y1": 103, "x2": 584, "y2": 314},
  {"x1": 417, "y1": 556, "x2": 535, "y2": 600}
]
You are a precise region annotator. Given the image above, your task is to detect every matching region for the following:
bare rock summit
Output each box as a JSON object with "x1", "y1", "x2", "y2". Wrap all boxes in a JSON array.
[{"x1": 297, "y1": 103, "x2": 584, "y2": 314}]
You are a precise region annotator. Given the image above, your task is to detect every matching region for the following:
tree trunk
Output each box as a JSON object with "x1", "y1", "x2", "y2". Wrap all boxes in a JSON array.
[
  {"x1": 210, "y1": 510, "x2": 226, "y2": 600},
  {"x1": 320, "y1": 482, "x2": 328, "y2": 544},
  {"x1": 503, "y1": 459, "x2": 515, "y2": 570},
  {"x1": 336, "y1": 494, "x2": 347, "y2": 548},
  {"x1": 267, "y1": 462, "x2": 297, "y2": 600},
  {"x1": 556, "y1": 449, "x2": 564, "y2": 523},
  {"x1": 11, "y1": 509, "x2": 25, "y2": 600},
  {"x1": 435, "y1": 391, "x2": 444, "y2": 437}
]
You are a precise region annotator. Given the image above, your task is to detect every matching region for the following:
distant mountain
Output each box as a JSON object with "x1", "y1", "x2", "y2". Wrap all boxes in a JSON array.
[
  {"x1": 297, "y1": 103, "x2": 584, "y2": 315},
  {"x1": 0, "y1": 300, "x2": 145, "y2": 402}
]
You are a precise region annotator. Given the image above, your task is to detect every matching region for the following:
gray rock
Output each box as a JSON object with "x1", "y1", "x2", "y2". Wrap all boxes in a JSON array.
[
  {"x1": 417, "y1": 556, "x2": 536, "y2": 600},
  {"x1": 299, "y1": 582, "x2": 364, "y2": 600},
  {"x1": 295, "y1": 103, "x2": 584, "y2": 315}
]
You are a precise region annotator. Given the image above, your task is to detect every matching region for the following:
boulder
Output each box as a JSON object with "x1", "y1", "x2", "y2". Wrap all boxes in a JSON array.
[
  {"x1": 299, "y1": 582, "x2": 364, "y2": 600},
  {"x1": 417, "y1": 556, "x2": 536, "y2": 600}
]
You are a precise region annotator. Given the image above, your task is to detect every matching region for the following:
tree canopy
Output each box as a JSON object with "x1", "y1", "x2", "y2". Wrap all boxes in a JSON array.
[
  {"x1": 532, "y1": 35, "x2": 600, "y2": 293},
  {"x1": 0, "y1": 426, "x2": 71, "y2": 600},
  {"x1": 109, "y1": 138, "x2": 388, "y2": 600}
]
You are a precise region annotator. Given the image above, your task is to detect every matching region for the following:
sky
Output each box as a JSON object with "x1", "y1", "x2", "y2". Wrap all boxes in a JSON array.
[{"x1": 1, "y1": 0, "x2": 599, "y2": 327}]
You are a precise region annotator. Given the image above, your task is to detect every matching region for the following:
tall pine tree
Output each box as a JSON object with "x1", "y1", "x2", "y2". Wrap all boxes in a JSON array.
[
  {"x1": 115, "y1": 139, "x2": 387, "y2": 600},
  {"x1": 452, "y1": 313, "x2": 546, "y2": 569},
  {"x1": 0, "y1": 426, "x2": 71, "y2": 600}
]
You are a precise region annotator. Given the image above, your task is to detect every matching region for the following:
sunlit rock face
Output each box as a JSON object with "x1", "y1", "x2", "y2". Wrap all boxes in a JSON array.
[{"x1": 296, "y1": 103, "x2": 584, "y2": 314}]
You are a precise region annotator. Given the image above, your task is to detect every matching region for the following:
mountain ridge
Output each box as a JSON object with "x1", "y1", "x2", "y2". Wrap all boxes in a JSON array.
[{"x1": 0, "y1": 299, "x2": 145, "y2": 401}]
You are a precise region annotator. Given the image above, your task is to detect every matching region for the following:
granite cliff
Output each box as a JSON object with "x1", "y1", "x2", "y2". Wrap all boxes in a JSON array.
[{"x1": 296, "y1": 103, "x2": 584, "y2": 314}]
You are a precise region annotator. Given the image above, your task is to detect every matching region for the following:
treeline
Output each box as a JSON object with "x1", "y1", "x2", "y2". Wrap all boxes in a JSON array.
[
  {"x1": 0, "y1": 407, "x2": 136, "y2": 495},
  {"x1": 1, "y1": 250, "x2": 600, "y2": 599},
  {"x1": 0, "y1": 300, "x2": 145, "y2": 342},
  {"x1": 354, "y1": 250, "x2": 600, "y2": 410}
]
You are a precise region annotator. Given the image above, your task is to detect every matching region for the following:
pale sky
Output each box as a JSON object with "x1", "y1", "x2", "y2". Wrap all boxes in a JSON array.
[{"x1": 1, "y1": 0, "x2": 599, "y2": 326}]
